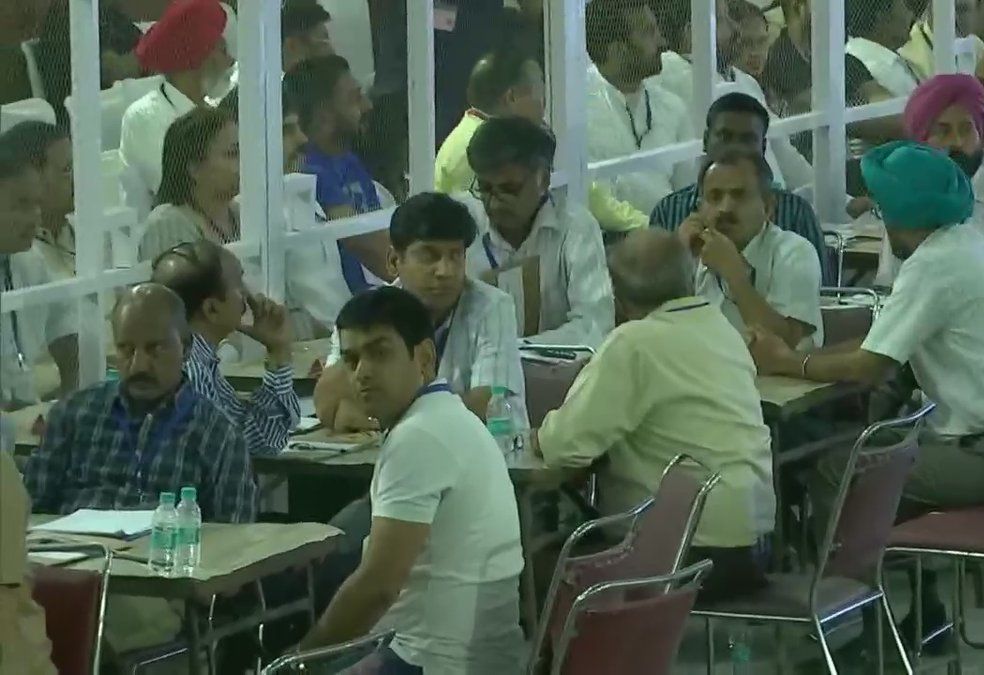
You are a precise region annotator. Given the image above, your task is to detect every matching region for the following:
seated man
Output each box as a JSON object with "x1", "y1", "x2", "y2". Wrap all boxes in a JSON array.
[
  {"x1": 536, "y1": 229, "x2": 774, "y2": 601},
  {"x1": 463, "y1": 116, "x2": 615, "y2": 348},
  {"x1": 0, "y1": 128, "x2": 78, "y2": 408},
  {"x1": 24, "y1": 283, "x2": 256, "y2": 523},
  {"x1": 651, "y1": 93, "x2": 832, "y2": 284},
  {"x1": 679, "y1": 148, "x2": 823, "y2": 349},
  {"x1": 314, "y1": 192, "x2": 528, "y2": 432},
  {"x1": 299, "y1": 287, "x2": 525, "y2": 673},
  {"x1": 152, "y1": 241, "x2": 301, "y2": 456},
  {"x1": 750, "y1": 141, "x2": 984, "y2": 643}
]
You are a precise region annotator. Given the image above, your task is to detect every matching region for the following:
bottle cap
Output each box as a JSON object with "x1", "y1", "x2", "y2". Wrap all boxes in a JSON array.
[
  {"x1": 180, "y1": 486, "x2": 197, "y2": 502},
  {"x1": 160, "y1": 492, "x2": 176, "y2": 505}
]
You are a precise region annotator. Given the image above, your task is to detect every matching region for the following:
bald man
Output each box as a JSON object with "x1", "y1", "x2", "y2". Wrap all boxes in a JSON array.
[
  {"x1": 24, "y1": 283, "x2": 257, "y2": 524},
  {"x1": 535, "y1": 229, "x2": 774, "y2": 601}
]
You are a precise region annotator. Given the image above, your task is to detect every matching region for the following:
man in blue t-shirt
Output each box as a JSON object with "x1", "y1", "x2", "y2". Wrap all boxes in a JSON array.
[{"x1": 283, "y1": 55, "x2": 392, "y2": 287}]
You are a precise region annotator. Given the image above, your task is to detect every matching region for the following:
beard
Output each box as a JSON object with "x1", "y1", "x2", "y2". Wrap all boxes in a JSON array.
[{"x1": 948, "y1": 148, "x2": 984, "y2": 178}]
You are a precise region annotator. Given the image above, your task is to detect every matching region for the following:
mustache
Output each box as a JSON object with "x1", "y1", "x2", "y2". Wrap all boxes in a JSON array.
[{"x1": 124, "y1": 374, "x2": 158, "y2": 388}]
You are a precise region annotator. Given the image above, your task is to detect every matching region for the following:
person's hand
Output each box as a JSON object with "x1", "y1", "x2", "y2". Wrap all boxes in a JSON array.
[
  {"x1": 333, "y1": 400, "x2": 381, "y2": 433},
  {"x1": 239, "y1": 293, "x2": 293, "y2": 365},
  {"x1": 698, "y1": 228, "x2": 749, "y2": 285},
  {"x1": 847, "y1": 196, "x2": 875, "y2": 219},
  {"x1": 747, "y1": 324, "x2": 795, "y2": 376},
  {"x1": 678, "y1": 213, "x2": 709, "y2": 255}
]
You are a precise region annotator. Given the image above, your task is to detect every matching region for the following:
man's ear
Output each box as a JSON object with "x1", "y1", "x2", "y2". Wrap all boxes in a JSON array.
[
  {"x1": 763, "y1": 189, "x2": 777, "y2": 223},
  {"x1": 387, "y1": 247, "x2": 401, "y2": 279},
  {"x1": 415, "y1": 339, "x2": 438, "y2": 380}
]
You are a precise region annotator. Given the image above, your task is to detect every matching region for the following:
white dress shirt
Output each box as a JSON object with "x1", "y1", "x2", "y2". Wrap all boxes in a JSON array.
[
  {"x1": 863, "y1": 223, "x2": 984, "y2": 436},
  {"x1": 1, "y1": 247, "x2": 77, "y2": 406},
  {"x1": 119, "y1": 81, "x2": 198, "y2": 198},
  {"x1": 657, "y1": 51, "x2": 815, "y2": 193},
  {"x1": 460, "y1": 194, "x2": 615, "y2": 348},
  {"x1": 695, "y1": 222, "x2": 824, "y2": 349},
  {"x1": 845, "y1": 37, "x2": 919, "y2": 98},
  {"x1": 585, "y1": 65, "x2": 695, "y2": 215}
]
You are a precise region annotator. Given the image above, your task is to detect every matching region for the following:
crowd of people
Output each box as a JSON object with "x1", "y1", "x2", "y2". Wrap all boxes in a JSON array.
[{"x1": 4, "y1": 0, "x2": 984, "y2": 673}]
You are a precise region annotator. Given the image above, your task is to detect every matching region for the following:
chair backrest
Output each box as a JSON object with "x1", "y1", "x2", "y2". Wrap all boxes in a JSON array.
[
  {"x1": 552, "y1": 561, "x2": 711, "y2": 675},
  {"x1": 0, "y1": 98, "x2": 57, "y2": 133},
  {"x1": 65, "y1": 85, "x2": 129, "y2": 151},
  {"x1": 20, "y1": 39, "x2": 45, "y2": 99},
  {"x1": 814, "y1": 404, "x2": 933, "y2": 594},
  {"x1": 260, "y1": 630, "x2": 394, "y2": 674},
  {"x1": 521, "y1": 358, "x2": 588, "y2": 427},
  {"x1": 29, "y1": 544, "x2": 111, "y2": 675},
  {"x1": 120, "y1": 159, "x2": 154, "y2": 223},
  {"x1": 820, "y1": 287, "x2": 880, "y2": 346}
]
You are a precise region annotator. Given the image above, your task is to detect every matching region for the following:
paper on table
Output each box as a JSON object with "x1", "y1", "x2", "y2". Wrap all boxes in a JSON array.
[
  {"x1": 31, "y1": 509, "x2": 155, "y2": 541},
  {"x1": 295, "y1": 416, "x2": 320, "y2": 432},
  {"x1": 28, "y1": 550, "x2": 89, "y2": 566}
]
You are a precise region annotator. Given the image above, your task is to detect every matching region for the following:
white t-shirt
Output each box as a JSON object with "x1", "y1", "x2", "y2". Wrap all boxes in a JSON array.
[
  {"x1": 695, "y1": 222, "x2": 824, "y2": 349},
  {"x1": 845, "y1": 37, "x2": 919, "y2": 98},
  {"x1": 862, "y1": 223, "x2": 984, "y2": 436},
  {"x1": 369, "y1": 386, "x2": 524, "y2": 674}
]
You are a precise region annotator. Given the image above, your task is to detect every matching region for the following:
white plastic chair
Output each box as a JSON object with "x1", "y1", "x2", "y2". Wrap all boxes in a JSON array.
[
  {"x1": 120, "y1": 160, "x2": 154, "y2": 223},
  {"x1": 119, "y1": 75, "x2": 164, "y2": 107},
  {"x1": 20, "y1": 39, "x2": 46, "y2": 99},
  {"x1": 65, "y1": 85, "x2": 128, "y2": 151},
  {"x1": 101, "y1": 150, "x2": 124, "y2": 208},
  {"x1": 0, "y1": 98, "x2": 56, "y2": 133}
]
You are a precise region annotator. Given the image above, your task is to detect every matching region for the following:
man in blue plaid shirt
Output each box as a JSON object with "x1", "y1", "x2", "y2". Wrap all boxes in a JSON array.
[{"x1": 24, "y1": 284, "x2": 256, "y2": 523}]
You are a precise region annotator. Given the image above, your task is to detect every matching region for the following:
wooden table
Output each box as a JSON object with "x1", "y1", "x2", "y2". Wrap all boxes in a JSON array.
[
  {"x1": 757, "y1": 376, "x2": 867, "y2": 422},
  {"x1": 29, "y1": 516, "x2": 341, "y2": 675}
]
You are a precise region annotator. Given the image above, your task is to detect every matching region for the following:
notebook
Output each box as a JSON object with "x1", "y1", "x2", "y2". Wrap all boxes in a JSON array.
[{"x1": 31, "y1": 509, "x2": 156, "y2": 541}]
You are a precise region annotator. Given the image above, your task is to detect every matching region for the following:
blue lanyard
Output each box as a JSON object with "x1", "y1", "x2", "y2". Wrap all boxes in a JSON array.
[
  {"x1": 433, "y1": 308, "x2": 455, "y2": 364},
  {"x1": 665, "y1": 301, "x2": 709, "y2": 313},
  {"x1": 481, "y1": 233, "x2": 498, "y2": 270},
  {"x1": 338, "y1": 242, "x2": 374, "y2": 294},
  {"x1": 415, "y1": 380, "x2": 452, "y2": 399},
  {"x1": 1, "y1": 260, "x2": 25, "y2": 369}
]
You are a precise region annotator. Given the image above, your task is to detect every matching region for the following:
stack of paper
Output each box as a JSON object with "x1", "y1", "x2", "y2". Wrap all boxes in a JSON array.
[{"x1": 31, "y1": 509, "x2": 155, "y2": 541}]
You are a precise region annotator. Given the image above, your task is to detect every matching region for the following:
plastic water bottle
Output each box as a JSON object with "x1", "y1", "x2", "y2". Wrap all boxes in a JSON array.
[
  {"x1": 148, "y1": 492, "x2": 177, "y2": 576},
  {"x1": 729, "y1": 625, "x2": 752, "y2": 674},
  {"x1": 486, "y1": 386, "x2": 516, "y2": 454},
  {"x1": 175, "y1": 486, "x2": 202, "y2": 577}
]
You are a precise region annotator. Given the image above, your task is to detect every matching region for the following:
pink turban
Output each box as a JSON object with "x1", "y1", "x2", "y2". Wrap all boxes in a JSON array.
[{"x1": 904, "y1": 74, "x2": 984, "y2": 142}]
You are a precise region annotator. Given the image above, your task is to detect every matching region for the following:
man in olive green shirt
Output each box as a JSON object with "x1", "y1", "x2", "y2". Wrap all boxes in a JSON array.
[{"x1": 536, "y1": 229, "x2": 774, "y2": 600}]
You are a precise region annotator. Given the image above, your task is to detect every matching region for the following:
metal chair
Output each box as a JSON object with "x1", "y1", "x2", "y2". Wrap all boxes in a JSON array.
[
  {"x1": 693, "y1": 404, "x2": 934, "y2": 674},
  {"x1": 28, "y1": 542, "x2": 113, "y2": 675},
  {"x1": 552, "y1": 560, "x2": 713, "y2": 675},
  {"x1": 887, "y1": 505, "x2": 984, "y2": 667},
  {"x1": 820, "y1": 287, "x2": 881, "y2": 346},
  {"x1": 527, "y1": 454, "x2": 721, "y2": 674},
  {"x1": 260, "y1": 630, "x2": 395, "y2": 674}
]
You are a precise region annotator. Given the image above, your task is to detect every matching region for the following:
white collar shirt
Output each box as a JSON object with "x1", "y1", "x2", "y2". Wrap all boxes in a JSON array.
[
  {"x1": 1, "y1": 246, "x2": 77, "y2": 407},
  {"x1": 585, "y1": 65, "x2": 695, "y2": 214},
  {"x1": 845, "y1": 37, "x2": 919, "y2": 98},
  {"x1": 120, "y1": 81, "x2": 197, "y2": 196},
  {"x1": 461, "y1": 194, "x2": 615, "y2": 348},
  {"x1": 695, "y1": 222, "x2": 824, "y2": 349},
  {"x1": 863, "y1": 223, "x2": 984, "y2": 436}
]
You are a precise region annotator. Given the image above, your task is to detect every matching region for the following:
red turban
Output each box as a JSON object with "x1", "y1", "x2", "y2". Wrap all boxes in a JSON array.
[
  {"x1": 136, "y1": 0, "x2": 228, "y2": 74},
  {"x1": 904, "y1": 73, "x2": 984, "y2": 143}
]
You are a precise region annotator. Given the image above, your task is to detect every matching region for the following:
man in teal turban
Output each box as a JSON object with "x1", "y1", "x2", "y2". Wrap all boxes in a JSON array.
[{"x1": 750, "y1": 140, "x2": 984, "y2": 654}]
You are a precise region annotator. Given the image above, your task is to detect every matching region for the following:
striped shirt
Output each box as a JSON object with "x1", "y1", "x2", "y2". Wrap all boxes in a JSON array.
[
  {"x1": 184, "y1": 333, "x2": 300, "y2": 457},
  {"x1": 24, "y1": 381, "x2": 257, "y2": 523},
  {"x1": 649, "y1": 184, "x2": 834, "y2": 285}
]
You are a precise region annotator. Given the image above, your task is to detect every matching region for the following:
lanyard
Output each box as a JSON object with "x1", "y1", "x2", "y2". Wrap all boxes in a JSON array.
[
  {"x1": 1, "y1": 261, "x2": 25, "y2": 370},
  {"x1": 626, "y1": 88, "x2": 652, "y2": 149},
  {"x1": 482, "y1": 232, "x2": 499, "y2": 269},
  {"x1": 665, "y1": 300, "x2": 709, "y2": 313},
  {"x1": 433, "y1": 308, "x2": 456, "y2": 364},
  {"x1": 159, "y1": 83, "x2": 177, "y2": 111},
  {"x1": 385, "y1": 380, "x2": 453, "y2": 435}
]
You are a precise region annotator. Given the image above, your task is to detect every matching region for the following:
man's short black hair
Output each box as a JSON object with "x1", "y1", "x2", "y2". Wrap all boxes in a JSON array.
[
  {"x1": 0, "y1": 121, "x2": 69, "y2": 171},
  {"x1": 282, "y1": 54, "x2": 351, "y2": 132},
  {"x1": 390, "y1": 192, "x2": 478, "y2": 252},
  {"x1": 0, "y1": 124, "x2": 49, "y2": 182},
  {"x1": 282, "y1": 0, "x2": 331, "y2": 41},
  {"x1": 336, "y1": 286, "x2": 435, "y2": 353},
  {"x1": 698, "y1": 146, "x2": 774, "y2": 196},
  {"x1": 706, "y1": 92, "x2": 770, "y2": 134},
  {"x1": 467, "y1": 49, "x2": 538, "y2": 113},
  {"x1": 150, "y1": 240, "x2": 228, "y2": 319},
  {"x1": 846, "y1": 0, "x2": 899, "y2": 36},
  {"x1": 585, "y1": 0, "x2": 652, "y2": 64},
  {"x1": 467, "y1": 115, "x2": 556, "y2": 175}
]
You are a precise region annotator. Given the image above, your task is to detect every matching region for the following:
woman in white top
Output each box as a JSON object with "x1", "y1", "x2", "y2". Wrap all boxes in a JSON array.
[{"x1": 138, "y1": 107, "x2": 241, "y2": 262}]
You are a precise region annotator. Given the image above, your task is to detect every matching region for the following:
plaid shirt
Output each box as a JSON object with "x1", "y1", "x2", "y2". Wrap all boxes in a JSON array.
[
  {"x1": 184, "y1": 333, "x2": 300, "y2": 456},
  {"x1": 23, "y1": 381, "x2": 257, "y2": 523},
  {"x1": 649, "y1": 184, "x2": 834, "y2": 285}
]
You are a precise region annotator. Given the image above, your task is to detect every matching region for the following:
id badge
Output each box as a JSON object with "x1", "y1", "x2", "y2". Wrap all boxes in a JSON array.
[{"x1": 434, "y1": 1, "x2": 458, "y2": 32}]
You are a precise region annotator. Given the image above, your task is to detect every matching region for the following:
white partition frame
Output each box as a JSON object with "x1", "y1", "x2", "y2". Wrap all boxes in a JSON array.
[{"x1": 0, "y1": 0, "x2": 966, "y2": 389}]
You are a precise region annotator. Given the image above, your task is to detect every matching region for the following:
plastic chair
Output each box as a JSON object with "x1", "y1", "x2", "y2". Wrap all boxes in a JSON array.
[
  {"x1": 20, "y1": 39, "x2": 45, "y2": 99},
  {"x1": 693, "y1": 404, "x2": 935, "y2": 674},
  {"x1": 820, "y1": 287, "x2": 881, "y2": 346},
  {"x1": 887, "y1": 505, "x2": 984, "y2": 665},
  {"x1": 260, "y1": 630, "x2": 395, "y2": 674},
  {"x1": 65, "y1": 85, "x2": 129, "y2": 151},
  {"x1": 0, "y1": 98, "x2": 57, "y2": 133},
  {"x1": 553, "y1": 560, "x2": 713, "y2": 675},
  {"x1": 28, "y1": 542, "x2": 113, "y2": 675},
  {"x1": 528, "y1": 454, "x2": 721, "y2": 674}
]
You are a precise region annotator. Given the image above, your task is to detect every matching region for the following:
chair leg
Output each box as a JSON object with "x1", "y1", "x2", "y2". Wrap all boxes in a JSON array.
[
  {"x1": 813, "y1": 616, "x2": 838, "y2": 675},
  {"x1": 952, "y1": 560, "x2": 964, "y2": 673},
  {"x1": 915, "y1": 556, "x2": 924, "y2": 662},
  {"x1": 706, "y1": 617, "x2": 715, "y2": 675},
  {"x1": 874, "y1": 601, "x2": 885, "y2": 675},
  {"x1": 774, "y1": 623, "x2": 788, "y2": 675},
  {"x1": 880, "y1": 590, "x2": 914, "y2": 675}
]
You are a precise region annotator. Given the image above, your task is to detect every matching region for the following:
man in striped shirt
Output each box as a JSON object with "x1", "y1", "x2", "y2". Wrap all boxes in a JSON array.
[
  {"x1": 152, "y1": 240, "x2": 300, "y2": 456},
  {"x1": 650, "y1": 93, "x2": 833, "y2": 284}
]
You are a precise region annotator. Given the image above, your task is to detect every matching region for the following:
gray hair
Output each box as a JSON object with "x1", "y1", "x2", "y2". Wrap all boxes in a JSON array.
[{"x1": 608, "y1": 231, "x2": 696, "y2": 311}]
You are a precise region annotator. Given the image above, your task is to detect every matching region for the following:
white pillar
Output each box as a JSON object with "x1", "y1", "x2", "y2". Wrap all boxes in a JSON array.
[
  {"x1": 407, "y1": 2, "x2": 436, "y2": 195},
  {"x1": 549, "y1": 0, "x2": 588, "y2": 201},
  {"x1": 691, "y1": 0, "x2": 717, "y2": 132},
  {"x1": 932, "y1": 0, "x2": 957, "y2": 74},
  {"x1": 811, "y1": 0, "x2": 848, "y2": 223}
]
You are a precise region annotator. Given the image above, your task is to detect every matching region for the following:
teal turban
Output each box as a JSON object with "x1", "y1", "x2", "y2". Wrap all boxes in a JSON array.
[{"x1": 861, "y1": 141, "x2": 974, "y2": 230}]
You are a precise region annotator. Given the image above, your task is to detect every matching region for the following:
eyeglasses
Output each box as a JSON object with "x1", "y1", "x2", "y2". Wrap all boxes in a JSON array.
[{"x1": 468, "y1": 177, "x2": 527, "y2": 203}]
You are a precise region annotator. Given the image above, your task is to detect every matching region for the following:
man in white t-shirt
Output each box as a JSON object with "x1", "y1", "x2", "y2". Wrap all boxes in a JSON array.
[
  {"x1": 300, "y1": 286, "x2": 524, "y2": 674},
  {"x1": 681, "y1": 148, "x2": 823, "y2": 350},
  {"x1": 750, "y1": 140, "x2": 984, "y2": 651}
]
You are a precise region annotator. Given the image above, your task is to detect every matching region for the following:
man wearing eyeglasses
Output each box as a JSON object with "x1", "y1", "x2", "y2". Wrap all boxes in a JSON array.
[
  {"x1": 463, "y1": 116, "x2": 615, "y2": 348},
  {"x1": 680, "y1": 147, "x2": 823, "y2": 350}
]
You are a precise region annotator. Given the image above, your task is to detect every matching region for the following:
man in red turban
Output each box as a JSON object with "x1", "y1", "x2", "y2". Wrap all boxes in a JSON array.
[
  {"x1": 120, "y1": 0, "x2": 233, "y2": 203},
  {"x1": 904, "y1": 72, "x2": 984, "y2": 178}
]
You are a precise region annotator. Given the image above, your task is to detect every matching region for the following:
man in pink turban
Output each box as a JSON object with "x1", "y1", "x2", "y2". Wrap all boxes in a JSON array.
[{"x1": 904, "y1": 73, "x2": 984, "y2": 177}]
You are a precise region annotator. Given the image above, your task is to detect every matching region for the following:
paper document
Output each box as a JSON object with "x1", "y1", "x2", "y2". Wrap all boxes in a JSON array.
[
  {"x1": 31, "y1": 509, "x2": 155, "y2": 540},
  {"x1": 28, "y1": 551, "x2": 90, "y2": 566},
  {"x1": 295, "y1": 416, "x2": 321, "y2": 432}
]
